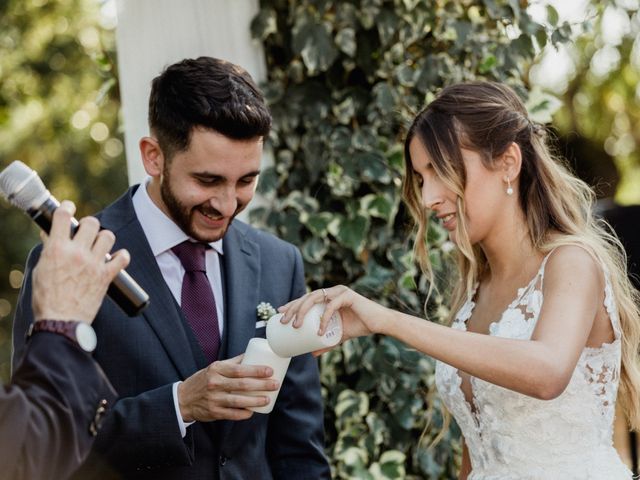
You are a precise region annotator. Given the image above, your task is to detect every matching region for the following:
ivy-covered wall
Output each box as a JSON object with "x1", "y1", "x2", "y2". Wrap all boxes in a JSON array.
[{"x1": 250, "y1": 1, "x2": 570, "y2": 478}]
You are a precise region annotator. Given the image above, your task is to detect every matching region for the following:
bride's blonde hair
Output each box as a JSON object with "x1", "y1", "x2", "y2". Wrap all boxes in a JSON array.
[{"x1": 402, "y1": 81, "x2": 640, "y2": 430}]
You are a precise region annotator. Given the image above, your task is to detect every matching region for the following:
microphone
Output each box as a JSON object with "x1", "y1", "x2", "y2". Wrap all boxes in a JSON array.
[{"x1": 0, "y1": 160, "x2": 150, "y2": 317}]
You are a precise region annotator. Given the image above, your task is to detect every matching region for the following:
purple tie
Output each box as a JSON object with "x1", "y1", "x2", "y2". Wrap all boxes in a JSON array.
[{"x1": 172, "y1": 241, "x2": 220, "y2": 363}]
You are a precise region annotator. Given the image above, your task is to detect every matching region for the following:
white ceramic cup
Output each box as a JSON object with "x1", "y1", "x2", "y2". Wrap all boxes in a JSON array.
[
  {"x1": 240, "y1": 337, "x2": 291, "y2": 414},
  {"x1": 266, "y1": 302, "x2": 343, "y2": 357}
]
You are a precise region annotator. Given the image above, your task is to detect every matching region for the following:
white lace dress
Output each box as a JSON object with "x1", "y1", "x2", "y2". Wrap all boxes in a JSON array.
[{"x1": 434, "y1": 254, "x2": 632, "y2": 479}]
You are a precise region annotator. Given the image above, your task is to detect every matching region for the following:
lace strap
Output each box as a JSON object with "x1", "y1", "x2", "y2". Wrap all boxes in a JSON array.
[
  {"x1": 536, "y1": 248, "x2": 557, "y2": 290},
  {"x1": 603, "y1": 269, "x2": 623, "y2": 339},
  {"x1": 514, "y1": 249, "x2": 557, "y2": 302}
]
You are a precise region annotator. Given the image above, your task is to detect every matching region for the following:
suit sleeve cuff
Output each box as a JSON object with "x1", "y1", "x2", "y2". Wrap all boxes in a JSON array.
[{"x1": 172, "y1": 381, "x2": 195, "y2": 438}]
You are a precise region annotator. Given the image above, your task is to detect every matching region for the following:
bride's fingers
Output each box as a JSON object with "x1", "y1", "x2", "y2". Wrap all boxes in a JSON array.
[
  {"x1": 279, "y1": 294, "x2": 313, "y2": 324},
  {"x1": 279, "y1": 299, "x2": 300, "y2": 324},
  {"x1": 292, "y1": 289, "x2": 327, "y2": 328},
  {"x1": 318, "y1": 288, "x2": 350, "y2": 335},
  {"x1": 278, "y1": 299, "x2": 295, "y2": 313}
]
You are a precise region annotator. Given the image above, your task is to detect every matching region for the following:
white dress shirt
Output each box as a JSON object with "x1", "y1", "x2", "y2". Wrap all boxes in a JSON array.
[{"x1": 132, "y1": 178, "x2": 225, "y2": 437}]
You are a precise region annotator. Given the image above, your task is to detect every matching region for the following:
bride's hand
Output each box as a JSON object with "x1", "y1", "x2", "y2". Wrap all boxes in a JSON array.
[{"x1": 278, "y1": 285, "x2": 389, "y2": 346}]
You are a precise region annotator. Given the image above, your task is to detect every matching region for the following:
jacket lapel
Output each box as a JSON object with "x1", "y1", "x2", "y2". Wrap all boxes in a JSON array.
[
  {"x1": 220, "y1": 221, "x2": 261, "y2": 359},
  {"x1": 218, "y1": 221, "x2": 261, "y2": 444},
  {"x1": 99, "y1": 187, "x2": 200, "y2": 380}
]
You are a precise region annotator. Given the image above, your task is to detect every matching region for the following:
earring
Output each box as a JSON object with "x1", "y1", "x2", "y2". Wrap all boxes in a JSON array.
[{"x1": 506, "y1": 177, "x2": 513, "y2": 196}]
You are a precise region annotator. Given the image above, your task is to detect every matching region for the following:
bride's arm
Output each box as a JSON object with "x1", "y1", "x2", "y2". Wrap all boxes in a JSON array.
[
  {"x1": 282, "y1": 245, "x2": 604, "y2": 400},
  {"x1": 459, "y1": 439, "x2": 471, "y2": 480},
  {"x1": 378, "y1": 246, "x2": 602, "y2": 400}
]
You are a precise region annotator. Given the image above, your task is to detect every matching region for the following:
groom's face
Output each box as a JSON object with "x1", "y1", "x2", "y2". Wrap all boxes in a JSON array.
[{"x1": 158, "y1": 127, "x2": 262, "y2": 242}]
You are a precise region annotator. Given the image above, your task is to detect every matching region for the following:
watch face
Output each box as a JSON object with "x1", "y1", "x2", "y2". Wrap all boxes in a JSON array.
[{"x1": 75, "y1": 322, "x2": 97, "y2": 352}]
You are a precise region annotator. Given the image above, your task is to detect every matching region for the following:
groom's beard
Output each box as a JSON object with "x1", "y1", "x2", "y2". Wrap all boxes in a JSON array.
[{"x1": 160, "y1": 168, "x2": 244, "y2": 243}]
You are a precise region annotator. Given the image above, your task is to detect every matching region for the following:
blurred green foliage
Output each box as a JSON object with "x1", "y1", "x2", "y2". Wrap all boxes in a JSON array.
[
  {"x1": 250, "y1": 0, "x2": 570, "y2": 477},
  {"x1": 543, "y1": 1, "x2": 640, "y2": 204},
  {"x1": 0, "y1": 0, "x2": 126, "y2": 380}
]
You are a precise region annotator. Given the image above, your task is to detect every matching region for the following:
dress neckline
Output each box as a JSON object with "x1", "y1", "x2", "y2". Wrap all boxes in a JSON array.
[
  {"x1": 452, "y1": 250, "x2": 554, "y2": 427},
  {"x1": 458, "y1": 250, "x2": 554, "y2": 334}
]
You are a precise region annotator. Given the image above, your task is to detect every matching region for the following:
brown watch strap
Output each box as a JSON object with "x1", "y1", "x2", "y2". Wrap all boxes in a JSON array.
[{"x1": 29, "y1": 319, "x2": 78, "y2": 343}]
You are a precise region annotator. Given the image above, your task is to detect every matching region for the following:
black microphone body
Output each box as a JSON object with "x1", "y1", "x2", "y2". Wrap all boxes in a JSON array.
[
  {"x1": 27, "y1": 195, "x2": 150, "y2": 317},
  {"x1": 0, "y1": 160, "x2": 150, "y2": 317}
]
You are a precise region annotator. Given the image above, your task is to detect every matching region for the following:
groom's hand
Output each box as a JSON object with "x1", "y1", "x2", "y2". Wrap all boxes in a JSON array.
[{"x1": 177, "y1": 354, "x2": 279, "y2": 422}]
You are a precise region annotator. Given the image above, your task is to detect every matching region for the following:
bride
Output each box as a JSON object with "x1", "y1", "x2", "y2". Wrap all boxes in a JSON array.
[{"x1": 279, "y1": 82, "x2": 640, "y2": 478}]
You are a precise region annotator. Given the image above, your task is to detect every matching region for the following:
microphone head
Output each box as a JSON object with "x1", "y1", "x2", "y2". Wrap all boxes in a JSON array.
[{"x1": 0, "y1": 161, "x2": 50, "y2": 211}]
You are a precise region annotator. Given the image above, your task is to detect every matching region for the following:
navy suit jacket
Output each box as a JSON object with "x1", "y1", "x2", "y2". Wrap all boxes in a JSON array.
[
  {"x1": 3, "y1": 332, "x2": 116, "y2": 480},
  {"x1": 12, "y1": 186, "x2": 330, "y2": 480}
]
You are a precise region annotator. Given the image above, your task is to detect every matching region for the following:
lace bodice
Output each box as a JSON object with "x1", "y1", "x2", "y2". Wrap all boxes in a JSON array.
[{"x1": 434, "y1": 252, "x2": 632, "y2": 479}]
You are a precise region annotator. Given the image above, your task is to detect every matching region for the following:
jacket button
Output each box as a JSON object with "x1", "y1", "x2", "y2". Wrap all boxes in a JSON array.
[{"x1": 219, "y1": 456, "x2": 227, "y2": 466}]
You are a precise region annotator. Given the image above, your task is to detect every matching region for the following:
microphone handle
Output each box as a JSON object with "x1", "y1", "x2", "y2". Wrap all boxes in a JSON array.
[{"x1": 28, "y1": 197, "x2": 150, "y2": 317}]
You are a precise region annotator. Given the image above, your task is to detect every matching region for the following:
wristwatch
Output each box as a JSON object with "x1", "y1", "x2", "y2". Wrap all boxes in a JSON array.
[{"x1": 28, "y1": 320, "x2": 97, "y2": 353}]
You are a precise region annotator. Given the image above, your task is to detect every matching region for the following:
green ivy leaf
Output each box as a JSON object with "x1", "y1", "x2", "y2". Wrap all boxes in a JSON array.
[
  {"x1": 525, "y1": 88, "x2": 562, "y2": 123},
  {"x1": 293, "y1": 19, "x2": 338, "y2": 74},
  {"x1": 376, "y1": 8, "x2": 398, "y2": 47},
  {"x1": 512, "y1": 34, "x2": 534, "y2": 57},
  {"x1": 396, "y1": 64, "x2": 416, "y2": 87},
  {"x1": 378, "y1": 450, "x2": 407, "y2": 478},
  {"x1": 535, "y1": 28, "x2": 548, "y2": 50},
  {"x1": 454, "y1": 20, "x2": 472, "y2": 48},
  {"x1": 335, "y1": 27, "x2": 357, "y2": 57},
  {"x1": 352, "y1": 259, "x2": 395, "y2": 292},
  {"x1": 337, "y1": 446, "x2": 369, "y2": 469},
  {"x1": 546, "y1": 5, "x2": 559, "y2": 27},
  {"x1": 335, "y1": 389, "x2": 370, "y2": 419},
  {"x1": 360, "y1": 194, "x2": 394, "y2": 220},
  {"x1": 333, "y1": 96, "x2": 356, "y2": 124},
  {"x1": 417, "y1": 447, "x2": 446, "y2": 477},
  {"x1": 301, "y1": 236, "x2": 329, "y2": 263},
  {"x1": 334, "y1": 214, "x2": 370, "y2": 254},
  {"x1": 250, "y1": 8, "x2": 277, "y2": 40},
  {"x1": 372, "y1": 81, "x2": 396, "y2": 112},
  {"x1": 483, "y1": 0, "x2": 506, "y2": 20},
  {"x1": 478, "y1": 54, "x2": 497, "y2": 74},
  {"x1": 256, "y1": 166, "x2": 279, "y2": 194},
  {"x1": 304, "y1": 212, "x2": 333, "y2": 236},
  {"x1": 356, "y1": 151, "x2": 392, "y2": 184}
]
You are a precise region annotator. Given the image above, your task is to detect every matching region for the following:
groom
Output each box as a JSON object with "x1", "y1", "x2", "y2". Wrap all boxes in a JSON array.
[{"x1": 12, "y1": 57, "x2": 330, "y2": 479}]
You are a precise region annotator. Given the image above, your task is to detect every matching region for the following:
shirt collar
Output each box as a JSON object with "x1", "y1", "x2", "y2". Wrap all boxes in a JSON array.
[{"x1": 132, "y1": 177, "x2": 224, "y2": 257}]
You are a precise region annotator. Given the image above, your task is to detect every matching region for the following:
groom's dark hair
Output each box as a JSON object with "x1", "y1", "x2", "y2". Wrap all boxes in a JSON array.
[{"x1": 148, "y1": 56, "x2": 271, "y2": 159}]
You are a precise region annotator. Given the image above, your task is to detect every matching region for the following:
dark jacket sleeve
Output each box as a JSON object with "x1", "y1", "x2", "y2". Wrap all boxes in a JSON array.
[
  {"x1": 266, "y1": 245, "x2": 331, "y2": 479},
  {"x1": 1, "y1": 332, "x2": 116, "y2": 480},
  {"x1": 12, "y1": 244, "x2": 41, "y2": 372},
  {"x1": 89, "y1": 382, "x2": 194, "y2": 472},
  {"x1": 13, "y1": 245, "x2": 194, "y2": 474}
]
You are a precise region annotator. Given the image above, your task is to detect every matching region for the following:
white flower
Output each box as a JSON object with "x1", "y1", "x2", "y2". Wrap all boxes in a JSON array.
[{"x1": 256, "y1": 302, "x2": 277, "y2": 321}]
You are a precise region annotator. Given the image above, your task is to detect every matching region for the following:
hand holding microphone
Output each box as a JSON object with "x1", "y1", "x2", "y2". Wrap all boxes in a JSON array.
[
  {"x1": 32, "y1": 200, "x2": 130, "y2": 323},
  {"x1": 0, "y1": 160, "x2": 149, "y2": 317}
]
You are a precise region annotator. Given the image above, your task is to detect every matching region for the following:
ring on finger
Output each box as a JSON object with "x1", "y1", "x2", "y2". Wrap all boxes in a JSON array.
[{"x1": 321, "y1": 288, "x2": 328, "y2": 303}]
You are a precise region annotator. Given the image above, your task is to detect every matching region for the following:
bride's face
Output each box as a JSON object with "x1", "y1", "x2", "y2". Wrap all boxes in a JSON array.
[{"x1": 409, "y1": 136, "x2": 506, "y2": 245}]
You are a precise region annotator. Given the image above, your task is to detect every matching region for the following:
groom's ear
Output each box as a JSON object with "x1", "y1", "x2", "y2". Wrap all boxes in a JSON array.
[{"x1": 139, "y1": 136, "x2": 165, "y2": 177}]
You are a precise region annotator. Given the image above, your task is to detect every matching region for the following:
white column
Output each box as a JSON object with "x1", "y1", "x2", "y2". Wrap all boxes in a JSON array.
[{"x1": 115, "y1": 0, "x2": 267, "y2": 186}]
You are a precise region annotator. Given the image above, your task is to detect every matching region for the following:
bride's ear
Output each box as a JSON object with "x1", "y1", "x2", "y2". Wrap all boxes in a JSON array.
[{"x1": 500, "y1": 142, "x2": 523, "y2": 182}]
